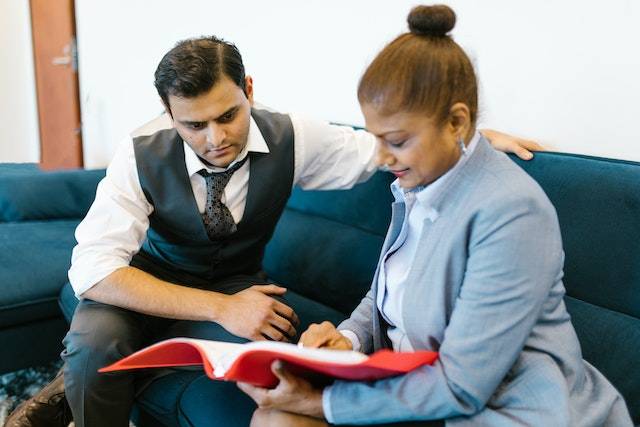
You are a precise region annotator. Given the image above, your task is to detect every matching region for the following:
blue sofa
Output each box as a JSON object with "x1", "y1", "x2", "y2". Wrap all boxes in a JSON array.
[{"x1": 0, "y1": 150, "x2": 638, "y2": 425}]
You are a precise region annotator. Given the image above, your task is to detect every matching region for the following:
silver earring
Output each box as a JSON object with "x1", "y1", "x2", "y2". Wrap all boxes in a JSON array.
[{"x1": 458, "y1": 137, "x2": 467, "y2": 154}]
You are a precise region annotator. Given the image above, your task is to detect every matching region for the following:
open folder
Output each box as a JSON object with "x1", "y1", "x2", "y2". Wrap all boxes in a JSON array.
[{"x1": 99, "y1": 337, "x2": 439, "y2": 388}]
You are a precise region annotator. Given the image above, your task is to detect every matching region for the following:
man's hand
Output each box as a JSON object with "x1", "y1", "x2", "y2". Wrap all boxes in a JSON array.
[
  {"x1": 218, "y1": 285, "x2": 299, "y2": 342},
  {"x1": 481, "y1": 129, "x2": 544, "y2": 160},
  {"x1": 238, "y1": 361, "x2": 324, "y2": 418},
  {"x1": 299, "y1": 321, "x2": 352, "y2": 350}
]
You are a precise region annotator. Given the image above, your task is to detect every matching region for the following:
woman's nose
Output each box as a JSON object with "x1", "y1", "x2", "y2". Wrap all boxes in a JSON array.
[{"x1": 375, "y1": 143, "x2": 394, "y2": 168}]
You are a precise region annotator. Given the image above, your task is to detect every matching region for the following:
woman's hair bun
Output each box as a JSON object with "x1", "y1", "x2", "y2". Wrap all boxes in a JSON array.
[{"x1": 407, "y1": 5, "x2": 456, "y2": 37}]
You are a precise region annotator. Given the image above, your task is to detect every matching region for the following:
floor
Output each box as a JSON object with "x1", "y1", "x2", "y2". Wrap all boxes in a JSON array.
[
  {"x1": 0, "y1": 360, "x2": 62, "y2": 424},
  {"x1": 0, "y1": 361, "x2": 138, "y2": 426}
]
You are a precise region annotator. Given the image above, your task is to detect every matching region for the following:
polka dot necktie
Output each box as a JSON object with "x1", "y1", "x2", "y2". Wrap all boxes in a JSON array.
[{"x1": 197, "y1": 156, "x2": 248, "y2": 240}]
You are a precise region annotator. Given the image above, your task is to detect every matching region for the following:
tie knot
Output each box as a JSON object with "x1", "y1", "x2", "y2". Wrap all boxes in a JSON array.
[
  {"x1": 196, "y1": 155, "x2": 248, "y2": 240},
  {"x1": 197, "y1": 155, "x2": 248, "y2": 179}
]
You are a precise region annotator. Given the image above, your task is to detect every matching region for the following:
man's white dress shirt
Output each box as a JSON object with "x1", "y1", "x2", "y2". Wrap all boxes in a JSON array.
[{"x1": 68, "y1": 111, "x2": 376, "y2": 296}]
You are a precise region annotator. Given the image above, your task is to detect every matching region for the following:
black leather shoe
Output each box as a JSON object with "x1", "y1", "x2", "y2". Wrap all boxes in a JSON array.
[{"x1": 4, "y1": 369, "x2": 72, "y2": 427}]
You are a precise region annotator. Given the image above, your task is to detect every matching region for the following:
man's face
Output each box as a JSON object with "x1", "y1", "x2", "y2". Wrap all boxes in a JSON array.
[{"x1": 168, "y1": 76, "x2": 254, "y2": 168}]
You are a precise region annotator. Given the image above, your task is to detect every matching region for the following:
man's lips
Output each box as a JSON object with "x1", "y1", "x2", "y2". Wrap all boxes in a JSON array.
[{"x1": 206, "y1": 146, "x2": 232, "y2": 156}]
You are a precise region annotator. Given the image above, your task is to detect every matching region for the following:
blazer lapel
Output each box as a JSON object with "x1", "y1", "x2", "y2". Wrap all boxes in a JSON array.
[
  {"x1": 372, "y1": 200, "x2": 405, "y2": 351},
  {"x1": 401, "y1": 137, "x2": 494, "y2": 350}
]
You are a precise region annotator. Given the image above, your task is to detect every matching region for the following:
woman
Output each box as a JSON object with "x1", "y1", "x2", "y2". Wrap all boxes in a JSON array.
[{"x1": 238, "y1": 5, "x2": 632, "y2": 426}]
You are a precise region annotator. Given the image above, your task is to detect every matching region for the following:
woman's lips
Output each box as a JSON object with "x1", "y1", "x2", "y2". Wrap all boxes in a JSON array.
[{"x1": 391, "y1": 168, "x2": 409, "y2": 178}]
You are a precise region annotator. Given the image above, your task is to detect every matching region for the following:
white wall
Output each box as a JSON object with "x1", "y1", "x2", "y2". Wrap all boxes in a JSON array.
[
  {"x1": 75, "y1": 0, "x2": 640, "y2": 168},
  {"x1": 0, "y1": 0, "x2": 40, "y2": 163}
]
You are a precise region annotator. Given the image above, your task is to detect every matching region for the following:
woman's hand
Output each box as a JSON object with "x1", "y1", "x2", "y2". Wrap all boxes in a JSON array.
[
  {"x1": 238, "y1": 361, "x2": 325, "y2": 418},
  {"x1": 481, "y1": 129, "x2": 544, "y2": 160},
  {"x1": 299, "y1": 321, "x2": 352, "y2": 350}
]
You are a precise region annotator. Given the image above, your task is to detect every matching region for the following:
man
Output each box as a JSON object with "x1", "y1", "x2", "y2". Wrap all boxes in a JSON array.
[{"x1": 7, "y1": 36, "x2": 539, "y2": 427}]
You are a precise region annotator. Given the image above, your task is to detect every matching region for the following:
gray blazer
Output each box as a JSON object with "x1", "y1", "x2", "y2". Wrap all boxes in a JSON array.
[{"x1": 328, "y1": 137, "x2": 632, "y2": 426}]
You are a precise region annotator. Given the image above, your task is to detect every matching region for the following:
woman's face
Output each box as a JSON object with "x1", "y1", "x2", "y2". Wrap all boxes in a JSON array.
[{"x1": 361, "y1": 103, "x2": 463, "y2": 190}]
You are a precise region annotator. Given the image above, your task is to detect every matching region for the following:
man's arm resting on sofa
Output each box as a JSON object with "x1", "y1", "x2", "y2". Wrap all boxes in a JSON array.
[
  {"x1": 480, "y1": 129, "x2": 544, "y2": 160},
  {"x1": 81, "y1": 266, "x2": 299, "y2": 342}
]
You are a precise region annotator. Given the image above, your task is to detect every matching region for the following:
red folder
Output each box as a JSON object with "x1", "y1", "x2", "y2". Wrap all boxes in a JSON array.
[{"x1": 99, "y1": 338, "x2": 438, "y2": 388}]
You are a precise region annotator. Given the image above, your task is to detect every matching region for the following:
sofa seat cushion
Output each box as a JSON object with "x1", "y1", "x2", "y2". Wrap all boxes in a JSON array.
[
  {"x1": 564, "y1": 296, "x2": 640, "y2": 422},
  {"x1": 0, "y1": 220, "x2": 79, "y2": 327},
  {"x1": 59, "y1": 280, "x2": 77, "y2": 322},
  {"x1": 176, "y1": 375, "x2": 256, "y2": 427}
]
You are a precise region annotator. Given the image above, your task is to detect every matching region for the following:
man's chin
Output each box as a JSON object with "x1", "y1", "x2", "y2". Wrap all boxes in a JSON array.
[{"x1": 202, "y1": 151, "x2": 238, "y2": 168}]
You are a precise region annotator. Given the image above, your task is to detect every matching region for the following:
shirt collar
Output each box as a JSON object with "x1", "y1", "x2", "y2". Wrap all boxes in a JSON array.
[
  {"x1": 184, "y1": 115, "x2": 269, "y2": 177},
  {"x1": 391, "y1": 130, "x2": 482, "y2": 211}
]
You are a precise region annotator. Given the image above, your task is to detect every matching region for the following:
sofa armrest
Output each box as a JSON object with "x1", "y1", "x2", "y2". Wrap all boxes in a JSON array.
[{"x1": 0, "y1": 164, "x2": 105, "y2": 222}]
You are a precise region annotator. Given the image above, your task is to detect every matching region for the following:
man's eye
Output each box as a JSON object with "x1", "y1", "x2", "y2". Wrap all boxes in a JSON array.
[
  {"x1": 189, "y1": 122, "x2": 205, "y2": 130},
  {"x1": 219, "y1": 111, "x2": 236, "y2": 123}
]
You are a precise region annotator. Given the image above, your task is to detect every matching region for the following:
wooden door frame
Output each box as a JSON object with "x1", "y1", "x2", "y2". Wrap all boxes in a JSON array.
[{"x1": 30, "y1": 0, "x2": 83, "y2": 169}]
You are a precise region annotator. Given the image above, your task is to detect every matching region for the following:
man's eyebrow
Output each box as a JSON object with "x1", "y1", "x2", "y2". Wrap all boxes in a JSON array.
[
  {"x1": 178, "y1": 106, "x2": 241, "y2": 126},
  {"x1": 214, "y1": 106, "x2": 240, "y2": 121},
  {"x1": 180, "y1": 119, "x2": 206, "y2": 126}
]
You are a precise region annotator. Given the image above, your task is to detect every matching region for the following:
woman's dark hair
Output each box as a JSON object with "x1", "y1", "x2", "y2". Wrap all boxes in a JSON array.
[
  {"x1": 358, "y1": 5, "x2": 477, "y2": 126},
  {"x1": 154, "y1": 36, "x2": 246, "y2": 111}
]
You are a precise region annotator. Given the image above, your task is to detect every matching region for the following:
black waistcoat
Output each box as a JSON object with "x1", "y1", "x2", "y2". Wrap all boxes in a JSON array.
[{"x1": 130, "y1": 109, "x2": 294, "y2": 287}]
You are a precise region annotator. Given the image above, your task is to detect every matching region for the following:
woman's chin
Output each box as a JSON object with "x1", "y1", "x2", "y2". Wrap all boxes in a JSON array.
[{"x1": 396, "y1": 177, "x2": 418, "y2": 190}]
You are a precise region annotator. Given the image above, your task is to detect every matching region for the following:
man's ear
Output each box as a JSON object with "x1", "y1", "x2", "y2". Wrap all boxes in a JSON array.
[
  {"x1": 244, "y1": 75, "x2": 254, "y2": 106},
  {"x1": 448, "y1": 102, "x2": 471, "y2": 140}
]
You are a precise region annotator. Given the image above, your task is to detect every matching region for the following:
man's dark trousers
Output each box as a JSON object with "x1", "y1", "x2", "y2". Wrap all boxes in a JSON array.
[{"x1": 61, "y1": 273, "x2": 274, "y2": 427}]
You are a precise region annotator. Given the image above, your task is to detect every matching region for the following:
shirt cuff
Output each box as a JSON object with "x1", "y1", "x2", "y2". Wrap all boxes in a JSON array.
[
  {"x1": 68, "y1": 258, "x2": 129, "y2": 297},
  {"x1": 338, "y1": 329, "x2": 361, "y2": 352},
  {"x1": 322, "y1": 385, "x2": 336, "y2": 424}
]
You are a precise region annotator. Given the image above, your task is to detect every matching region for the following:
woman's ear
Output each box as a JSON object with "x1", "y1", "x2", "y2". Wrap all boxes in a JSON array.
[{"x1": 448, "y1": 103, "x2": 471, "y2": 140}]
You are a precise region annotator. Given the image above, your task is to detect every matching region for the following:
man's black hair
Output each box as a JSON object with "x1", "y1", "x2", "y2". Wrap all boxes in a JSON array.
[{"x1": 154, "y1": 36, "x2": 246, "y2": 112}]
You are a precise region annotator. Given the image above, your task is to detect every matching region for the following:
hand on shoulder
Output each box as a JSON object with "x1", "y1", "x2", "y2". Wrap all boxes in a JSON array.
[{"x1": 481, "y1": 129, "x2": 544, "y2": 160}]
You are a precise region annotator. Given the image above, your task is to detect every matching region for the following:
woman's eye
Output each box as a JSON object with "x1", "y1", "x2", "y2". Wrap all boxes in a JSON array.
[{"x1": 389, "y1": 140, "x2": 407, "y2": 147}]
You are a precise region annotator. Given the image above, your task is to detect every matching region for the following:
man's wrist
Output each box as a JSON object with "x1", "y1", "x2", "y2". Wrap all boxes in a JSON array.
[{"x1": 205, "y1": 291, "x2": 229, "y2": 323}]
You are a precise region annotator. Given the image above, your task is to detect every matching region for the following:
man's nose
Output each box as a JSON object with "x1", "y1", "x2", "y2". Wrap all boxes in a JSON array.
[{"x1": 206, "y1": 123, "x2": 226, "y2": 147}]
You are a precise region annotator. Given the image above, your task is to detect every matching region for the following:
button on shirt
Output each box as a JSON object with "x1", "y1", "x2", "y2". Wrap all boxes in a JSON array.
[{"x1": 68, "y1": 110, "x2": 377, "y2": 296}]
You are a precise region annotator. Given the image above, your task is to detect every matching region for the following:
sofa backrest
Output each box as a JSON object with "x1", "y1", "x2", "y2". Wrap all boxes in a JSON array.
[
  {"x1": 263, "y1": 172, "x2": 394, "y2": 314},
  {"x1": 0, "y1": 164, "x2": 105, "y2": 222},
  {"x1": 510, "y1": 152, "x2": 640, "y2": 422},
  {"x1": 265, "y1": 152, "x2": 640, "y2": 423},
  {"x1": 0, "y1": 164, "x2": 106, "y2": 329}
]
